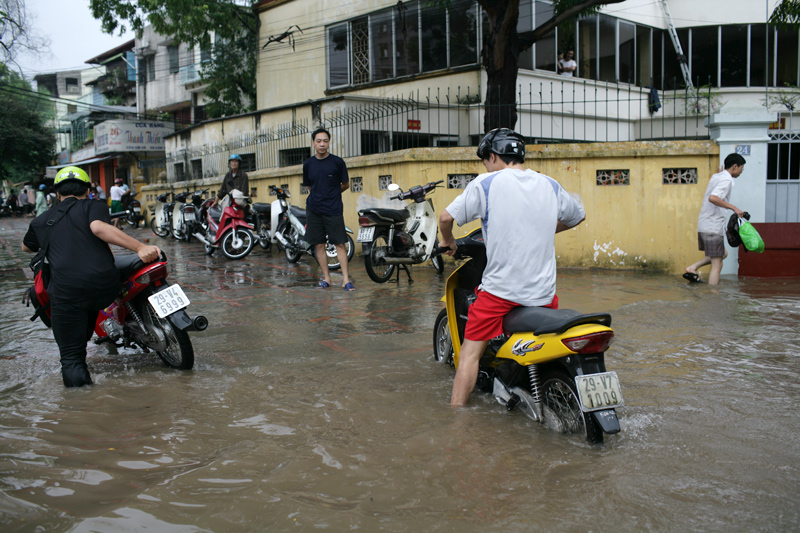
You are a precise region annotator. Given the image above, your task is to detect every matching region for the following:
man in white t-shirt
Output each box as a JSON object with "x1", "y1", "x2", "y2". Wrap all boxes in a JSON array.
[
  {"x1": 684, "y1": 153, "x2": 745, "y2": 285},
  {"x1": 109, "y1": 178, "x2": 126, "y2": 228},
  {"x1": 559, "y1": 49, "x2": 577, "y2": 77},
  {"x1": 438, "y1": 128, "x2": 586, "y2": 406}
]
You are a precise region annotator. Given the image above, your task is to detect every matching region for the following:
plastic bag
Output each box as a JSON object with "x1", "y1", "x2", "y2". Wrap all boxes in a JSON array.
[{"x1": 738, "y1": 219, "x2": 765, "y2": 253}]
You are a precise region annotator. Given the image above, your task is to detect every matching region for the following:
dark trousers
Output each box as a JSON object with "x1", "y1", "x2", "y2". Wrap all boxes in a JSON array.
[{"x1": 50, "y1": 294, "x2": 113, "y2": 387}]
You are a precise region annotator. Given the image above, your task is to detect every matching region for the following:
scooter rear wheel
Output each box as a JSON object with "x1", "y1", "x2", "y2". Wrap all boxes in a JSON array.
[
  {"x1": 142, "y1": 299, "x2": 194, "y2": 369},
  {"x1": 151, "y1": 217, "x2": 170, "y2": 238},
  {"x1": 364, "y1": 232, "x2": 395, "y2": 283},
  {"x1": 541, "y1": 371, "x2": 603, "y2": 444}
]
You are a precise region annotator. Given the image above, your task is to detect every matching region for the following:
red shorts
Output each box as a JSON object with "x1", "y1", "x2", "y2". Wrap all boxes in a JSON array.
[{"x1": 464, "y1": 289, "x2": 559, "y2": 342}]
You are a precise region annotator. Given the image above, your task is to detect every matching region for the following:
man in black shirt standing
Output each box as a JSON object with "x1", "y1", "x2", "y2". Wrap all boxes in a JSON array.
[
  {"x1": 302, "y1": 128, "x2": 354, "y2": 290},
  {"x1": 22, "y1": 167, "x2": 160, "y2": 387}
]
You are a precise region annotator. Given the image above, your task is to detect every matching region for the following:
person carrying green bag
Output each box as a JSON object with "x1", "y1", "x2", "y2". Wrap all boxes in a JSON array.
[{"x1": 684, "y1": 153, "x2": 746, "y2": 285}]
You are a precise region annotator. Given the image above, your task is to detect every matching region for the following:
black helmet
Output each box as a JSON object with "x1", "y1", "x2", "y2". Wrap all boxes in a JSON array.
[{"x1": 476, "y1": 128, "x2": 526, "y2": 161}]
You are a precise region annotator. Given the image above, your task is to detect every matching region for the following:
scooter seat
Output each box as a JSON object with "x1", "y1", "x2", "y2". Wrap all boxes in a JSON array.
[
  {"x1": 252, "y1": 203, "x2": 271, "y2": 214},
  {"x1": 115, "y1": 254, "x2": 145, "y2": 281},
  {"x1": 360, "y1": 208, "x2": 410, "y2": 223},
  {"x1": 290, "y1": 205, "x2": 306, "y2": 219},
  {"x1": 503, "y1": 307, "x2": 612, "y2": 335}
]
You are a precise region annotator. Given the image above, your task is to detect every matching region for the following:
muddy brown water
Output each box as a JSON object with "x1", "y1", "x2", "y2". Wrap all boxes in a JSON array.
[{"x1": 0, "y1": 217, "x2": 798, "y2": 531}]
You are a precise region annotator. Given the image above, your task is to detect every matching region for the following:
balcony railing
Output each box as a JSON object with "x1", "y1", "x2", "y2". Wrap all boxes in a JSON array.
[{"x1": 179, "y1": 64, "x2": 203, "y2": 86}]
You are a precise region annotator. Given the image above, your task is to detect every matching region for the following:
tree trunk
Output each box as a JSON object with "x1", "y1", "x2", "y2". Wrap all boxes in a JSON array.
[{"x1": 481, "y1": 0, "x2": 521, "y2": 132}]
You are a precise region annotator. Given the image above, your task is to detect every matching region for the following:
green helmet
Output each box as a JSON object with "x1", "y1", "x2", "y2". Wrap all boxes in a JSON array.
[{"x1": 54, "y1": 166, "x2": 90, "y2": 187}]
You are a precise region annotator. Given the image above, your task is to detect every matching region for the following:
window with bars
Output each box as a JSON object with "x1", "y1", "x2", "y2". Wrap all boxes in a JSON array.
[
  {"x1": 378, "y1": 175, "x2": 393, "y2": 190},
  {"x1": 279, "y1": 148, "x2": 309, "y2": 167},
  {"x1": 350, "y1": 177, "x2": 363, "y2": 193},
  {"x1": 239, "y1": 153, "x2": 256, "y2": 172}
]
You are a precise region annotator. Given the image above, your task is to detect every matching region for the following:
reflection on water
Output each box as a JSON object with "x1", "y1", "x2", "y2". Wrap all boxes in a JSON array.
[{"x1": 1, "y1": 218, "x2": 799, "y2": 531}]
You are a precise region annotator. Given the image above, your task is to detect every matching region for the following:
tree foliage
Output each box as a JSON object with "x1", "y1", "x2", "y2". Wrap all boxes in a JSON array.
[
  {"x1": 0, "y1": 63, "x2": 54, "y2": 183},
  {"x1": 770, "y1": 0, "x2": 800, "y2": 30},
  {"x1": 478, "y1": 0, "x2": 625, "y2": 131},
  {"x1": 0, "y1": 0, "x2": 49, "y2": 68},
  {"x1": 89, "y1": 0, "x2": 259, "y2": 118}
]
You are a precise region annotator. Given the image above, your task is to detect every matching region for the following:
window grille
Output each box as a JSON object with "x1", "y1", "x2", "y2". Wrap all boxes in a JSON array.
[
  {"x1": 662, "y1": 168, "x2": 698, "y2": 184},
  {"x1": 447, "y1": 174, "x2": 477, "y2": 189},
  {"x1": 596, "y1": 169, "x2": 630, "y2": 185},
  {"x1": 351, "y1": 18, "x2": 370, "y2": 85},
  {"x1": 301, "y1": 185, "x2": 309, "y2": 195},
  {"x1": 239, "y1": 153, "x2": 256, "y2": 172},
  {"x1": 378, "y1": 175, "x2": 393, "y2": 190},
  {"x1": 350, "y1": 176, "x2": 363, "y2": 193},
  {"x1": 279, "y1": 147, "x2": 309, "y2": 167}
]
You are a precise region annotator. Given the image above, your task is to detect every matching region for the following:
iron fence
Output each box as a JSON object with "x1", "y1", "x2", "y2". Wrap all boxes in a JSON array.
[{"x1": 166, "y1": 81, "x2": 716, "y2": 181}]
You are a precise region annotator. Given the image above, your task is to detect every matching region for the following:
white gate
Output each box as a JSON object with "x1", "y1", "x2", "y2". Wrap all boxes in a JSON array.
[{"x1": 766, "y1": 130, "x2": 800, "y2": 222}]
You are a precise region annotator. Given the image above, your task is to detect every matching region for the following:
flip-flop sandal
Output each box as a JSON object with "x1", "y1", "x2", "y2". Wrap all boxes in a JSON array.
[
  {"x1": 343, "y1": 282, "x2": 356, "y2": 291},
  {"x1": 316, "y1": 280, "x2": 331, "y2": 289},
  {"x1": 682, "y1": 272, "x2": 701, "y2": 283}
]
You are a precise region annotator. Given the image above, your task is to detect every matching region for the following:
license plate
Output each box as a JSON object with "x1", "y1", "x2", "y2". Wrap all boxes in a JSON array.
[
  {"x1": 575, "y1": 372, "x2": 624, "y2": 412},
  {"x1": 148, "y1": 284, "x2": 190, "y2": 318},
  {"x1": 357, "y1": 226, "x2": 375, "y2": 242},
  {"x1": 133, "y1": 207, "x2": 141, "y2": 212},
  {"x1": 184, "y1": 212, "x2": 195, "y2": 221}
]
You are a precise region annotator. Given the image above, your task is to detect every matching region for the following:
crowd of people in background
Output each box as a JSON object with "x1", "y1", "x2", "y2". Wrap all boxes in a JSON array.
[{"x1": 2, "y1": 177, "x2": 131, "y2": 220}]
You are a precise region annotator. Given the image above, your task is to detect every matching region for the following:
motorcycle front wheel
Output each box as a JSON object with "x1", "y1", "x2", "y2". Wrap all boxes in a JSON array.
[
  {"x1": 151, "y1": 217, "x2": 170, "y2": 238},
  {"x1": 324, "y1": 234, "x2": 354, "y2": 271},
  {"x1": 364, "y1": 232, "x2": 395, "y2": 283},
  {"x1": 431, "y1": 239, "x2": 445, "y2": 274},
  {"x1": 541, "y1": 371, "x2": 603, "y2": 444},
  {"x1": 142, "y1": 299, "x2": 194, "y2": 369},
  {"x1": 432, "y1": 309, "x2": 454, "y2": 366},
  {"x1": 221, "y1": 228, "x2": 255, "y2": 260},
  {"x1": 284, "y1": 226, "x2": 303, "y2": 263}
]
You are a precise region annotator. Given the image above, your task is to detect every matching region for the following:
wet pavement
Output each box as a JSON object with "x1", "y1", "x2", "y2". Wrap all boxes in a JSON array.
[{"x1": 0, "y1": 214, "x2": 799, "y2": 531}]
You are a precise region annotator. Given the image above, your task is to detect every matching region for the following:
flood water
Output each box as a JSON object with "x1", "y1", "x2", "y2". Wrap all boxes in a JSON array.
[{"x1": 1, "y1": 216, "x2": 798, "y2": 531}]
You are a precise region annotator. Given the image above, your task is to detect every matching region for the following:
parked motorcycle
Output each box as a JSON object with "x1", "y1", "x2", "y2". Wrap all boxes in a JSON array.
[
  {"x1": 432, "y1": 229, "x2": 623, "y2": 444},
  {"x1": 150, "y1": 191, "x2": 175, "y2": 238},
  {"x1": 357, "y1": 180, "x2": 445, "y2": 283},
  {"x1": 125, "y1": 198, "x2": 144, "y2": 228},
  {"x1": 248, "y1": 200, "x2": 272, "y2": 250},
  {"x1": 192, "y1": 189, "x2": 256, "y2": 260},
  {"x1": 94, "y1": 251, "x2": 208, "y2": 369},
  {"x1": 268, "y1": 185, "x2": 354, "y2": 270},
  {"x1": 170, "y1": 191, "x2": 195, "y2": 242}
]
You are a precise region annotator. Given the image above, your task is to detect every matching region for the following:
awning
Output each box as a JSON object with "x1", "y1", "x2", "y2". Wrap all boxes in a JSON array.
[
  {"x1": 46, "y1": 156, "x2": 117, "y2": 171},
  {"x1": 46, "y1": 156, "x2": 118, "y2": 177}
]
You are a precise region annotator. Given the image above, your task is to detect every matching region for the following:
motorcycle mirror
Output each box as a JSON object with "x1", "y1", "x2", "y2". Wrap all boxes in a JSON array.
[{"x1": 387, "y1": 184, "x2": 400, "y2": 192}]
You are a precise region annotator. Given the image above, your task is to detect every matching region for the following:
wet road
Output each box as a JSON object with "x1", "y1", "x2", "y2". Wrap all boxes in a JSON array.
[{"x1": 0, "y1": 215, "x2": 798, "y2": 531}]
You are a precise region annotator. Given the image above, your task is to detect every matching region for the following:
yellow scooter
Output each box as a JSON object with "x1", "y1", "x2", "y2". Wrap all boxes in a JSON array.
[{"x1": 433, "y1": 229, "x2": 623, "y2": 444}]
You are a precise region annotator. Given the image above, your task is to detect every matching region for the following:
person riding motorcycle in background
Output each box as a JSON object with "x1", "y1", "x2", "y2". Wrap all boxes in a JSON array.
[
  {"x1": 438, "y1": 128, "x2": 586, "y2": 406},
  {"x1": 217, "y1": 154, "x2": 249, "y2": 203},
  {"x1": 21, "y1": 166, "x2": 161, "y2": 388}
]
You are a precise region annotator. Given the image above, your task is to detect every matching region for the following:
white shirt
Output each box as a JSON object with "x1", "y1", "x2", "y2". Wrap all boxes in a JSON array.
[
  {"x1": 445, "y1": 167, "x2": 585, "y2": 306},
  {"x1": 559, "y1": 59, "x2": 577, "y2": 76},
  {"x1": 697, "y1": 169, "x2": 734, "y2": 236},
  {"x1": 109, "y1": 185, "x2": 125, "y2": 201}
]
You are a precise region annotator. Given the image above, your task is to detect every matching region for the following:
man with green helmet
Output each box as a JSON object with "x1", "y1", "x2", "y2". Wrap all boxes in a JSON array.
[{"x1": 22, "y1": 166, "x2": 161, "y2": 387}]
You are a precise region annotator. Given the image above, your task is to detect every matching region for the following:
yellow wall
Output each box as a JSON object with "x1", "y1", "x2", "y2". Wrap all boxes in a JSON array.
[{"x1": 142, "y1": 140, "x2": 719, "y2": 273}]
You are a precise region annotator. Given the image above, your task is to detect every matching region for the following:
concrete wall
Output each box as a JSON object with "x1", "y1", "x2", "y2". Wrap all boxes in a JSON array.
[{"x1": 143, "y1": 139, "x2": 719, "y2": 273}]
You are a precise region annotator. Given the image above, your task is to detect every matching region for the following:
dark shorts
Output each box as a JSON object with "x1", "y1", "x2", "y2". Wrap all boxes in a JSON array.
[
  {"x1": 306, "y1": 209, "x2": 347, "y2": 246},
  {"x1": 464, "y1": 289, "x2": 559, "y2": 342},
  {"x1": 698, "y1": 232, "x2": 725, "y2": 257}
]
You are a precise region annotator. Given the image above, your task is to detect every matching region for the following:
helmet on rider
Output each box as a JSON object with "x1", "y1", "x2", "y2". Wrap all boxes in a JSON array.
[
  {"x1": 229, "y1": 154, "x2": 242, "y2": 163},
  {"x1": 54, "y1": 166, "x2": 90, "y2": 188},
  {"x1": 476, "y1": 128, "x2": 526, "y2": 163}
]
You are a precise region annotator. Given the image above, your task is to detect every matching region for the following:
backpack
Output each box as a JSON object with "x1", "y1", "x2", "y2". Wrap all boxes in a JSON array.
[{"x1": 22, "y1": 201, "x2": 76, "y2": 327}]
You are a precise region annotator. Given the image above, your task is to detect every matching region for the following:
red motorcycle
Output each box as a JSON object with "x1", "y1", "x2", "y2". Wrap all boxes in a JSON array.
[
  {"x1": 95, "y1": 252, "x2": 208, "y2": 369},
  {"x1": 193, "y1": 189, "x2": 255, "y2": 260}
]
